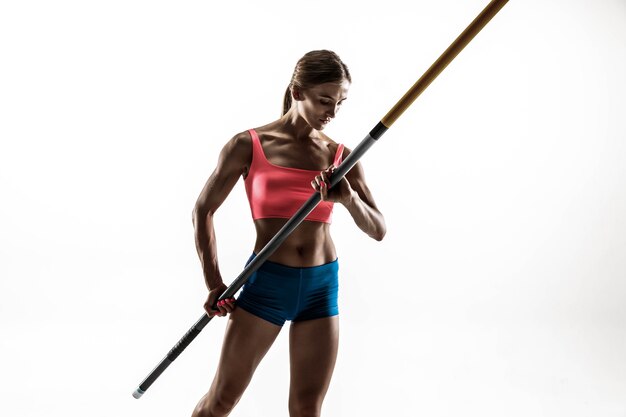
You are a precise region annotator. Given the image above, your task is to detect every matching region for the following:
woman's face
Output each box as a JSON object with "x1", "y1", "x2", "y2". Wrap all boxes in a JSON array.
[{"x1": 297, "y1": 80, "x2": 350, "y2": 131}]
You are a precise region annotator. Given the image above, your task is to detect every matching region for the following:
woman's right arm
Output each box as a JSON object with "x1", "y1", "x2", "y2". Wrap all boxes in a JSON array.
[{"x1": 192, "y1": 131, "x2": 251, "y2": 314}]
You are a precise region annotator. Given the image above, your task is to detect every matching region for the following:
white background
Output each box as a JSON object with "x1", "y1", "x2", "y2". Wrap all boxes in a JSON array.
[{"x1": 1, "y1": 0, "x2": 625, "y2": 416}]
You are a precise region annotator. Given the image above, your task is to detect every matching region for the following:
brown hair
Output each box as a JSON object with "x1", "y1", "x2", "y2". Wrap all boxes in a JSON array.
[{"x1": 282, "y1": 50, "x2": 351, "y2": 116}]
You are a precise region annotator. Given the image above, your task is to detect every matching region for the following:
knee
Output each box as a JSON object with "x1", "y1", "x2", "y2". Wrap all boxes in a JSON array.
[
  {"x1": 212, "y1": 391, "x2": 239, "y2": 415},
  {"x1": 192, "y1": 391, "x2": 239, "y2": 417},
  {"x1": 289, "y1": 398, "x2": 322, "y2": 417}
]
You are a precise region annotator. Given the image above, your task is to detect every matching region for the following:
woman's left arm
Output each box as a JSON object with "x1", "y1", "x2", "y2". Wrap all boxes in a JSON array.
[{"x1": 313, "y1": 153, "x2": 386, "y2": 241}]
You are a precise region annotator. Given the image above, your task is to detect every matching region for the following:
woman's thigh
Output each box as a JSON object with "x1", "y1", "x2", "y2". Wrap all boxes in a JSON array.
[
  {"x1": 288, "y1": 316, "x2": 339, "y2": 408},
  {"x1": 211, "y1": 307, "x2": 283, "y2": 396}
]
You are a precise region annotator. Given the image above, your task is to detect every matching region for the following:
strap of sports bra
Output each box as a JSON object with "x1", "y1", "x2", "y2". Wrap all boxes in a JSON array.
[
  {"x1": 248, "y1": 129, "x2": 265, "y2": 158},
  {"x1": 248, "y1": 129, "x2": 260, "y2": 146},
  {"x1": 333, "y1": 144, "x2": 344, "y2": 167}
]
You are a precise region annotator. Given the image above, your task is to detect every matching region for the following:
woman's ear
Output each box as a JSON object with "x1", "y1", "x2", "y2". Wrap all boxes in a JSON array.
[{"x1": 292, "y1": 88, "x2": 303, "y2": 101}]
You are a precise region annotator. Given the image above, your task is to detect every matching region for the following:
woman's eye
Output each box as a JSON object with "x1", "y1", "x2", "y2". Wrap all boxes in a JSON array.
[{"x1": 320, "y1": 100, "x2": 331, "y2": 105}]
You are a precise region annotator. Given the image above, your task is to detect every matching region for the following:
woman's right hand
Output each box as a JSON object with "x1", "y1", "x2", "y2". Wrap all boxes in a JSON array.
[{"x1": 204, "y1": 282, "x2": 237, "y2": 318}]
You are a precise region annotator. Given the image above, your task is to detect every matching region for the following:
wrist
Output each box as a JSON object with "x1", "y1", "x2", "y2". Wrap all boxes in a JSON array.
[{"x1": 207, "y1": 277, "x2": 225, "y2": 291}]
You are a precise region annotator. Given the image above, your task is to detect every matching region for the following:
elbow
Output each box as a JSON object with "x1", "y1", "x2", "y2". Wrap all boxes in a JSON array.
[
  {"x1": 370, "y1": 221, "x2": 386, "y2": 242},
  {"x1": 192, "y1": 203, "x2": 214, "y2": 226},
  {"x1": 372, "y1": 228, "x2": 386, "y2": 242},
  {"x1": 191, "y1": 205, "x2": 201, "y2": 225}
]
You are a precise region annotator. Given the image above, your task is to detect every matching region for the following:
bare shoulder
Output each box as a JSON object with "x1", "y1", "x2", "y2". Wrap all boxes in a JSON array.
[
  {"x1": 228, "y1": 130, "x2": 252, "y2": 149},
  {"x1": 222, "y1": 130, "x2": 252, "y2": 157},
  {"x1": 215, "y1": 130, "x2": 253, "y2": 176}
]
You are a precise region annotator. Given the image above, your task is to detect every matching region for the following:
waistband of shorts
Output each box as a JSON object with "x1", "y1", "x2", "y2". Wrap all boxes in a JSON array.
[{"x1": 248, "y1": 253, "x2": 338, "y2": 277}]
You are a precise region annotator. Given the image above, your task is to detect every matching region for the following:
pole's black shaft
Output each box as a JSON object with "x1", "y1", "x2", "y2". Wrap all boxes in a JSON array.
[{"x1": 133, "y1": 0, "x2": 509, "y2": 399}]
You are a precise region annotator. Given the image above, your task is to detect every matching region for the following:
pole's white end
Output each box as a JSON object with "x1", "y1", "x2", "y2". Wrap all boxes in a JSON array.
[{"x1": 132, "y1": 388, "x2": 144, "y2": 399}]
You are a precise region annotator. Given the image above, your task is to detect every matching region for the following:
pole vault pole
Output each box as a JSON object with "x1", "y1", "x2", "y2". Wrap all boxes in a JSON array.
[{"x1": 133, "y1": 0, "x2": 509, "y2": 399}]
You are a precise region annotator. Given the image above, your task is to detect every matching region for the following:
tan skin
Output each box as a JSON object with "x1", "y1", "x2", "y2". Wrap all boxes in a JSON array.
[{"x1": 191, "y1": 81, "x2": 386, "y2": 417}]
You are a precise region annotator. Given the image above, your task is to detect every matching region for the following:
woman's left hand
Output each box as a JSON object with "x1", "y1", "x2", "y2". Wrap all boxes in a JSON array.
[{"x1": 311, "y1": 165, "x2": 353, "y2": 205}]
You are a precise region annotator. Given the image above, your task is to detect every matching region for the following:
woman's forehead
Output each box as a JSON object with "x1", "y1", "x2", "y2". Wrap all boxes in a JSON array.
[{"x1": 311, "y1": 81, "x2": 350, "y2": 99}]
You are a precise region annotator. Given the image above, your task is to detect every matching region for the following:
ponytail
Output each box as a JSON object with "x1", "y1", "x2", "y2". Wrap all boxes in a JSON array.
[{"x1": 282, "y1": 86, "x2": 292, "y2": 116}]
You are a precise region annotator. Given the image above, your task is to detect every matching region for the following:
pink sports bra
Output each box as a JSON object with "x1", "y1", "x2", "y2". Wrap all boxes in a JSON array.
[{"x1": 244, "y1": 129, "x2": 344, "y2": 224}]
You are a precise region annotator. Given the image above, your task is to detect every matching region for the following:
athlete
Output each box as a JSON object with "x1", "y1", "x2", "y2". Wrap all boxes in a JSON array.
[{"x1": 191, "y1": 50, "x2": 386, "y2": 417}]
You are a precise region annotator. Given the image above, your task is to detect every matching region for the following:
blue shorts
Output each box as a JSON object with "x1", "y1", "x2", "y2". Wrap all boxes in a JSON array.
[{"x1": 236, "y1": 253, "x2": 339, "y2": 327}]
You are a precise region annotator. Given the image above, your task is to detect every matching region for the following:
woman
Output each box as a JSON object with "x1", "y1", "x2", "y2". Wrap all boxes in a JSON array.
[{"x1": 191, "y1": 50, "x2": 385, "y2": 417}]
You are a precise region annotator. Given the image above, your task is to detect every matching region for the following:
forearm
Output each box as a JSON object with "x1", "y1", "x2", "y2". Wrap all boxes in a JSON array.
[
  {"x1": 192, "y1": 208, "x2": 224, "y2": 290},
  {"x1": 343, "y1": 189, "x2": 386, "y2": 241}
]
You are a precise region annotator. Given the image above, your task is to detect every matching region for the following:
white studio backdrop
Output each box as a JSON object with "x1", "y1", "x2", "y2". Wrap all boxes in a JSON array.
[{"x1": 1, "y1": 0, "x2": 625, "y2": 416}]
